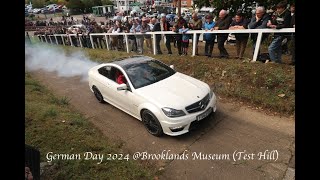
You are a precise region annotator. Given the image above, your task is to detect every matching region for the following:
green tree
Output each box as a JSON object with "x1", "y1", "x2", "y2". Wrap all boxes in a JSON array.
[
  {"x1": 193, "y1": 0, "x2": 211, "y2": 9},
  {"x1": 67, "y1": 0, "x2": 85, "y2": 14},
  {"x1": 67, "y1": 0, "x2": 85, "y2": 9},
  {"x1": 92, "y1": 0, "x2": 102, "y2": 6},
  {"x1": 101, "y1": 0, "x2": 113, "y2": 5},
  {"x1": 81, "y1": 0, "x2": 93, "y2": 13},
  {"x1": 39, "y1": 0, "x2": 57, "y2": 5},
  {"x1": 57, "y1": 0, "x2": 67, "y2": 4},
  {"x1": 47, "y1": 0, "x2": 58, "y2": 4},
  {"x1": 79, "y1": 0, "x2": 101, "y2": 13},
  {"x1": 32, "y1": 0, "x2": 46, "y2": 8}
]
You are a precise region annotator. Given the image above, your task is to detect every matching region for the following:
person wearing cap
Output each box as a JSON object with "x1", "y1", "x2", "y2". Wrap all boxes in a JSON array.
[
  {"x1": 213, "y1": 9, "x2": 232, "y2": 58},
  {"x1": 160, "y1": 13, "x2": 173, "y2": 54},
  {"x1": 267, "y1": 1, "x2": 291, "y2": 63},
  {"x1": 203, "y1": 14, "x2": 216, "y2": 57}
]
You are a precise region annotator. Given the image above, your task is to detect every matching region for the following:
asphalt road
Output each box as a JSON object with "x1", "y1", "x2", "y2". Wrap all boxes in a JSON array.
[{"x1": 29, "y1": 70, "x2": 295, "y2": 180}]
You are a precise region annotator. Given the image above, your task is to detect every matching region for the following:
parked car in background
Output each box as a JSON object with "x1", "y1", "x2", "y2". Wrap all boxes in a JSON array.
[
  {"x1": 46, "y1": 4, "x2": 58, "y2": 10},
  {"x1": 227, "y1": 33, "x2": 236, "y2": 44},
  {"x1": 33, "y1": 8, "x2": 41, "y2": 14},
  {"x1": 41, "y1": 8, "x2": 50, "y2": 14},
  {"x1": 54, "y1": 8, "x2": 63, "y2": 13},
  {"x1": 28, "y1": 8, "x2": 34, "y2": 13},
  {"x1": 88, "y1": 56, "x2": 217, "y2": 137}
]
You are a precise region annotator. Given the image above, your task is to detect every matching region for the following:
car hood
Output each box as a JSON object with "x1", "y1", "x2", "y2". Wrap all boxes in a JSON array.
[{"x1": 135, "y1": 72, "x2": 210, "y2": 109}]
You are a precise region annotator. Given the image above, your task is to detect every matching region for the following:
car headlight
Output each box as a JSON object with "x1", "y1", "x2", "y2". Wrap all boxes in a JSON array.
[{"x1": 162, "y1": 107, "x2": 186, "y2": 118}]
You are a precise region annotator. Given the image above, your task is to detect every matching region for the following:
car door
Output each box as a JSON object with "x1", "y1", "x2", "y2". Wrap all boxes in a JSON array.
[
  {"x1": 119, "y1": 72, "x2": 147, "y2": 119},
  {"x1": 103, "y1": 66, "x2": 132, "y2": 113},
  {"x1": 95, "y1": 65, "x2": 113, "y2": 102},
  {"x1": 125, "y1": 88, "x2": 144, "y2": 119},
  {"x1": 118, "y1": 76, "x2": 144, "y2": 119}
]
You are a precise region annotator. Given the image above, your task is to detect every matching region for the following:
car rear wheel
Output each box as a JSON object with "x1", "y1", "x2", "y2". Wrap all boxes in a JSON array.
[
  {"x1": 92, "y1": 86, "x2": 105, "y2": 103},
  {"x1": 142, "y1": 110, "x2": 163, "y2": 137}
]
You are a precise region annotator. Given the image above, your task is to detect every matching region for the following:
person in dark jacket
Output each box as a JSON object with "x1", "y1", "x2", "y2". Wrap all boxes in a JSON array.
[
  {"x1": 214, "y1": 9, "x2": 232, "y2": 58},
  {"x1": 229, "y1": 12, "x2": 250, "y2": 59},
  {"x1": 248, "y1": 6, "x2": 270, "y2": 55},
  {"x1": 267, "y1": 1, "x2": 292, "y2": 63},
  {"x1": 151, "y1": 17, "x2": 162, "y2": 54}
]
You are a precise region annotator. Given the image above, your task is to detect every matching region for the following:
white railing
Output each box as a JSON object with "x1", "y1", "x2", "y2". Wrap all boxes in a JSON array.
[{"x1": 36, "y1": 28, "x2": 295, "y2": 62}]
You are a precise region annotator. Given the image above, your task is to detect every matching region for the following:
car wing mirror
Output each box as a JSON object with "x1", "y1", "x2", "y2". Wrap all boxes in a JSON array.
[
  {"x1": 170, "y1": 65, "x2": 174, "y2": 70},
  {"x1": 117, "y1": 83, "x2": 128, "y2": 91}
]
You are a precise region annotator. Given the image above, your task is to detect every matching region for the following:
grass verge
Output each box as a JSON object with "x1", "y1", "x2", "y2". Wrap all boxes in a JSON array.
[{"x1": 25, "y1": 72, "x2": 154, "y2": 179}]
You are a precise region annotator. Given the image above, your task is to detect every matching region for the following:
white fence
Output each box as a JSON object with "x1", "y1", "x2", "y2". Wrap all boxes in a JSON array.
[{"x1": 35, "y1": 28, "x2": 295, "y2": 62}]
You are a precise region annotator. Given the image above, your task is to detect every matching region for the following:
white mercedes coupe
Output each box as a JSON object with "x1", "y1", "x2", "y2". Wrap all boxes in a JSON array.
[{"x1": 88, "y1": 56, "x2": 217, "y2": 136}]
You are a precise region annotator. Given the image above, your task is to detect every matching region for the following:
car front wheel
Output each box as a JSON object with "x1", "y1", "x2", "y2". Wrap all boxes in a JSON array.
[
  {"x1": 142, "y1": 110, "x2": 163, "y2": 137},
  {"x1": 92, "y1": 86, "x2": 105, "y2": 103}
]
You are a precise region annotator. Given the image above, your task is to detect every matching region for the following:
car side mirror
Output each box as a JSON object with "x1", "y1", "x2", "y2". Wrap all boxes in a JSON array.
[
  {"x1": 117, "y1": 83, "x2": 128, "y2": 91},
  {"x1": 170, "y1": 65, "x2": 174, "y2": 70}
]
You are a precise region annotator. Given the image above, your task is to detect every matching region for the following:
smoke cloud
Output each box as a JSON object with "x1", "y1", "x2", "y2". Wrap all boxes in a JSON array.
[{"x1": 25, "y1": 43, "x2": 99, "y2": 81}]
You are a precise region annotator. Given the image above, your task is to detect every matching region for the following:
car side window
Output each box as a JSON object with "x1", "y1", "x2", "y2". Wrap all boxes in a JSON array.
[
  {"x1": 112, "y1": 67, "x2": 128, "y2": 85},
  {"x1": 98, "y1": 66, "x2": 112, "y2": 79},
  {"x1": 109, "y1": 67, "x2": 118, "y2": 82}
]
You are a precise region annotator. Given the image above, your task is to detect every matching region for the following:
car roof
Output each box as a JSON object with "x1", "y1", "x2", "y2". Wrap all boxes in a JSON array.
[{"x1": 111, "y1": 55, "x2": 155, "y2": 68}]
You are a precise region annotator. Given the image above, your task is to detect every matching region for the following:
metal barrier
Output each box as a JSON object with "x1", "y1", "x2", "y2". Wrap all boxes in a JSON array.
[{"x1": 36, "y1": 28, "x2": 295, "y2": 62}]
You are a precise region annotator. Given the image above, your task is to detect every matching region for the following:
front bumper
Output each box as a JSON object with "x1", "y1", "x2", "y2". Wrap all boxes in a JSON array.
[{"x1": 159, "y1": 94, "x2": 217, "y2": 136}]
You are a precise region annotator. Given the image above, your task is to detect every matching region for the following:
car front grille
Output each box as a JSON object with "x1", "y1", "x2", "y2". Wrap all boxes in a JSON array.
[{"x1": 185, "y1": 93, "x2": 210, "y2": 114}]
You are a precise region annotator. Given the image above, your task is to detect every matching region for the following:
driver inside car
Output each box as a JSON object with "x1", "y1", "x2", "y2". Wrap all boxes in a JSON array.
[{"x1": 115, "y1": 70, "x2": 127, "y2": 84}]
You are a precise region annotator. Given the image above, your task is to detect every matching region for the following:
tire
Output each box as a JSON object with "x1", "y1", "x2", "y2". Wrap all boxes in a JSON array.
[
  {"x1": 92, "y1": 86, "x2": 105, "y2": 103},
  {"x1": 141, "y1": 110, "x2": 163, "y2": 137}
]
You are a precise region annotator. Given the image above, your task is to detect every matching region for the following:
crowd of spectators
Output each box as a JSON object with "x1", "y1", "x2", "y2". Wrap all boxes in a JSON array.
[
  {"x1": 25, "y1": 15, "x2": 80, "y2": 27},
  {"x1": 29, "y1": 1, "x2": 295, "y2": 64}
]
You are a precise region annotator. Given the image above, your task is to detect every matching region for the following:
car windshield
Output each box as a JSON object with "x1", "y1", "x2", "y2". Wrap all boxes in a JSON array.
[{"x1": 124, "y1": 60, "x2": 176, "y2": 89}]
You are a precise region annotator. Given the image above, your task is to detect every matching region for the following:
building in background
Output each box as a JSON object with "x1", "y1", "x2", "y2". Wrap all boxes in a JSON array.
[
  {"x1": 92, "y1": 5, "x2": 115, "y2": 16},
  {"x1": 114, "y1": 0, "x2": 135, "y2": 12},
  {"x1": 181, "y1": 0, "x2": 193, "y2": 7},
  {"x1": 172, "y1": 0, "x2": 193, "y2": 8}
]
